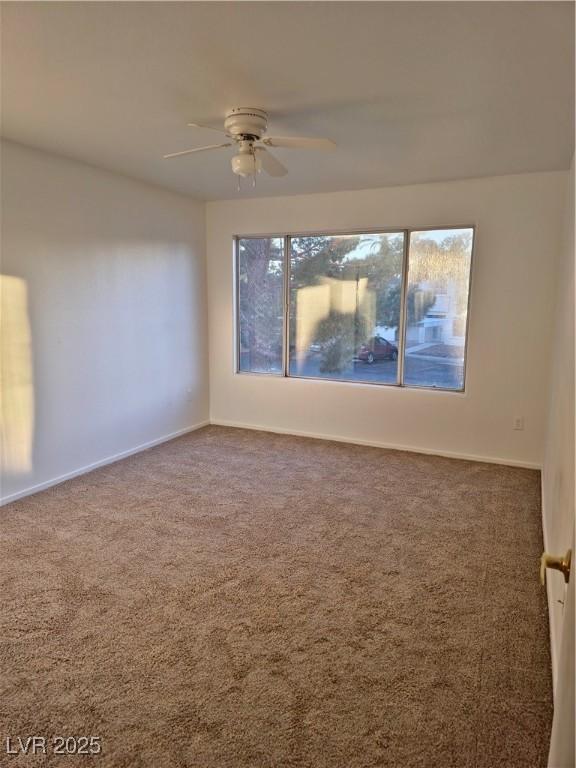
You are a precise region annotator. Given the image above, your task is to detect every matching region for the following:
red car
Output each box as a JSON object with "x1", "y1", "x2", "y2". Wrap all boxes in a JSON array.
[{"x1": 358, "y1": 335, "x2": 398, "y2": 363}]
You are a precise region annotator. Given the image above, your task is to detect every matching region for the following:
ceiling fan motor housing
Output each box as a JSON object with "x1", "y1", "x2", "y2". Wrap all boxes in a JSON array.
[{"x1": 224, "y1": 107, "x2": 268, "y2": 140}]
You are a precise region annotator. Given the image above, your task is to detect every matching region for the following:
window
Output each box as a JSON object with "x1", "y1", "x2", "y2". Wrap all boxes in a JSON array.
[
  {"x1": 403, "y1": 229, "x2": 473, "y2": 390},
  {"x1": 236, "y1": 227, "x2": 474, "y2": 391},
  {"x1": 289, "y1": 233, "x2": 404, "y2": 384},
  {"x1": 237, "y1": 237, "x2": 284, "y2": 374}
]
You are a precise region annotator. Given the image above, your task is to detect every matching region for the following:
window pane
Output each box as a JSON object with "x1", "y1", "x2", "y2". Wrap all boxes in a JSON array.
[
  {"x1": 402, "y1": 228, "x2": 474, "y2": 390},
  {"x1": 237, "y1": 237, "x2": 284, "y2": 374},
  {"x1": 289, "y1": 233, "x2": 404, "y2": 384}
]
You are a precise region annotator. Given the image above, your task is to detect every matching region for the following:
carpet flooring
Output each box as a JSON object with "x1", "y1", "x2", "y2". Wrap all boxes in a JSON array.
[{"x1": 1, "y1": 426, "x2": 552, "y2": 767}]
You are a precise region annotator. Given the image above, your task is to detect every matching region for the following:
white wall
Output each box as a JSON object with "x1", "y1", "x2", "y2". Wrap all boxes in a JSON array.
[
  {"x1": 542, "y1": 157, "x2": 575, "y2": 684},
  {"x1": 1, "y1": 141, "x2": 209, "y2": 502},
  {"x1": 207, "y1": 171, "x2": 567, "y2": 468}
]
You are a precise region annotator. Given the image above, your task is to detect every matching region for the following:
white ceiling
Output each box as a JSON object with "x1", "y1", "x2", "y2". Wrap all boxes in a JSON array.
[{"x1": 2, "y1": 2, "x2": 574, "y2": 201}]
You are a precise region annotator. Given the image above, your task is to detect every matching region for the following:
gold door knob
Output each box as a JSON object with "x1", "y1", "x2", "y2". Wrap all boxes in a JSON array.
[{"x1": 540, "y1": 549, "x2": 571, "y2": 585}]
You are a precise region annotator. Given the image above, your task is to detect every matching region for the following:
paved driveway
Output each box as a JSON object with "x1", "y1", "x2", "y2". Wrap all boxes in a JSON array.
[{"x1": 290, "y1": 351, "x2": 464, "y2": 389}]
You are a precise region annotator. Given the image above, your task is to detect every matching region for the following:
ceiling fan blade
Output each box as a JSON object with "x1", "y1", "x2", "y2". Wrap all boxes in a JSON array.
[
  {"x1": 261, "y1": 136, "x2": 336, "y2": 151},
  {"x1": 255, "y1": 148, "x2": 288, "y2": 177},
  {"x1": 187, "y1": 121, "x2": 228, "y2": 134},
  {"x1": 163, "y1": 143, "x2": 232, "y2": 159}
]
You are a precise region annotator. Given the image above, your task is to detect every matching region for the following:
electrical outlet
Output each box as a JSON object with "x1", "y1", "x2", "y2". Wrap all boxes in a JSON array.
[{"x1": 513, "y1": 417, "x2": 525, "y2": 431}]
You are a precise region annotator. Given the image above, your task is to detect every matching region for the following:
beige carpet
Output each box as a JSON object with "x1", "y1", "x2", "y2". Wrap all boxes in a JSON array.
[{"x1": 1, "y1": 426, "x2": 552, "y2": 767}]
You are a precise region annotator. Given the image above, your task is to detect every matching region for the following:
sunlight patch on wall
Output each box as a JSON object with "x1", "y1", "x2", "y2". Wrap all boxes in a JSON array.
[{"x1": 1, "y1": 275, "x2": 34, "y2": 474}]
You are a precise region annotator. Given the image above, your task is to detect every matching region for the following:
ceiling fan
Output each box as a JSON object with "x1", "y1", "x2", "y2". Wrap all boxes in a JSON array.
[{"x1": 163, "y1": 107, "x2": 336, "y2": 186}]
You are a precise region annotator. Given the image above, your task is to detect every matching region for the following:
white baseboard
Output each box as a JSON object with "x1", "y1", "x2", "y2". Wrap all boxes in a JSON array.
[
  {"x1": 209, "y1": 418, "x2": 542, "y2": 470},
  {"x1": 2, "y1": 416, "x2": 541, "y2": 504},
  {"x1": 0, "y1": 420, "x2": 210, "y2": 506}
]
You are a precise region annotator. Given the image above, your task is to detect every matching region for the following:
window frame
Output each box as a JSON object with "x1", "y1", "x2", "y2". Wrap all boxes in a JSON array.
[{"x1": 234, "y1": 225, "x2": 475, "y2": 393}]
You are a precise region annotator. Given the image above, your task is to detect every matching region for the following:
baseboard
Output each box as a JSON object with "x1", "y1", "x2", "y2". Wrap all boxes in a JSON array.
[
  {"x1": 209, "y1": 418, "x2": 542, "y2": 470},
  {"x1": 0, "y1": 420, "x2": 210, "y2": 506},
  {"x1": 2, "y1": 415, "x2": 541, "y2": 498}
]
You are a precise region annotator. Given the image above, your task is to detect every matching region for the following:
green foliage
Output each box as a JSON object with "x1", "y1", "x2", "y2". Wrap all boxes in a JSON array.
[
  {"x1": 238, "y1": 238, "x2": 284, "y2": 368},
  {"x1": 378, "y1": 280, "x2": 435, "y2": 329},
  {"x1": 406, "y1": 286, "x2": 436, "y2": 325},
  {"x1": 292, "y1": 234, "x2": 405, "y2": 334},
  {"x1": 315, "y1": 311, "x2": 368, "y2": 373},
  {"x1": 409, "y1": 232, "x2": 472, "y2": 283},
  {"x1": 290, "y1": 236, "x2": 361, "y2": 287},
  {"x1": 376, "y1": 279, "x2": 401, "y2": 329}
]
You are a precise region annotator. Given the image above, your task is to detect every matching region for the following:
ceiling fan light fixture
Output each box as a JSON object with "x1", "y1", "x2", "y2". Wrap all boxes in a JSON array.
[
  {"x1": 165, "y1": 107, "x2": 333, "y2": 184},
  {"x1": 231, "y1": 151, "x2": 261, "y2": 177}
]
